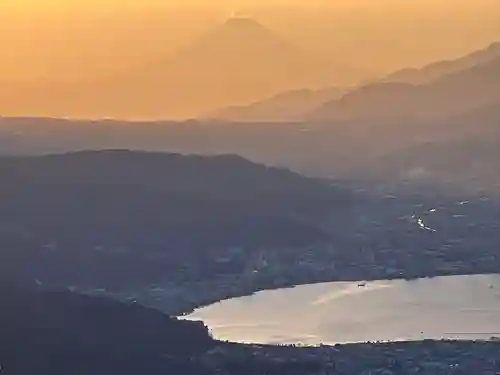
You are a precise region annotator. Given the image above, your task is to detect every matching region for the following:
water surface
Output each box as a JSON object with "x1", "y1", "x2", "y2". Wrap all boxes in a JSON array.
[{"x1": 183, "y1": 274, "x2": 500, "y2": 345}]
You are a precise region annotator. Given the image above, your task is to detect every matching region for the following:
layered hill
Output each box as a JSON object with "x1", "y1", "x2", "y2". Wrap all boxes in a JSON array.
[
  {"x1": 382, "y1": 42, "x2": 500, "y2": 85},
  {"x1": 309, "y1": 55, "x2": 500, "y2": 122},
  {"x1": 0, "y1": 150, "x2": 351, "y2": 287},
  {"x1": 207, "y1": 40, "x2": 500, "y2": 123},
  {"x1": 206, "y1": 87, "x2": 346, "y2": 122}
]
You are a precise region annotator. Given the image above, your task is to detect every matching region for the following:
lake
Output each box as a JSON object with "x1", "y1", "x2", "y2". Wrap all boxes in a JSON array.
[{"x1": 182, "y1": 274, "x2": 500, "y2": 345}]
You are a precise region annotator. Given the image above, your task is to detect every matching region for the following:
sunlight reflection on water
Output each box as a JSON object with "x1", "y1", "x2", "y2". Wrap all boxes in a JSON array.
[{"x1": 182, "y1": 274, "x2": 500, "y2": 345}]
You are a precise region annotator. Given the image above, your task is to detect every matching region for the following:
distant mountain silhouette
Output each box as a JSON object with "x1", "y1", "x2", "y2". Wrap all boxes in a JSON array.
[
  {"x1": 382, "y1": 41, "x2": 500, "y2": 84},
  {"x1": 205, "y1": 87, "x2": 347, "y2": 122},
  {"x1": 0, "y1": 18, "x2": 367, "y2": 120},
  {"x1": 308, "y1": 56, "x2": 500, "y2": 122},
  {"x1": 206, "y1": 40, "x2": 500, "y2": 123},
  {"x1": 207, "y1": 40, "x2": 500, "y2": 123},
  {"x1": 96, "y1": 17, "x2": 369, "y2": 119}
]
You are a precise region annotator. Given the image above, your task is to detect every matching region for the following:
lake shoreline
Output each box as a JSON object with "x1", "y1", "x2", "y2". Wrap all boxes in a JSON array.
[
  {"x1": 182, "y1": 273, "x2": 500, "y2": 346},
  {"x1": 174, "y1": 270, "x2": 500, "y2": 317},
  {"x1": 205, "y1": 339, "x2": 500, "y2": 374}
]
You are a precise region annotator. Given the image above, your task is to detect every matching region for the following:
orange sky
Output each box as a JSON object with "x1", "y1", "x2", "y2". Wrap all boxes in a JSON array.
[
  {"x1": 3, "y1": 0, "x2": 500, "y2": 10},
  {"x1": 1, "y1": 1, "x2": 499, "y2": 81}
]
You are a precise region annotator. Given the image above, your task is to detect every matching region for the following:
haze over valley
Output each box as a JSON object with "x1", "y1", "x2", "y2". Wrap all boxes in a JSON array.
[
  {"x1": 2, "y1": 34, "x2": 500, "y2": 190},
  {"x1": 2, "y1": 2, "x2": 500, "y2": 374}
]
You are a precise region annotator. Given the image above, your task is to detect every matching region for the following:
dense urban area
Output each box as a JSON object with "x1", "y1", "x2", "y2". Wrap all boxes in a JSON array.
[{"x1": 92, "y1": 189, "x2": 500, "y2": 316}]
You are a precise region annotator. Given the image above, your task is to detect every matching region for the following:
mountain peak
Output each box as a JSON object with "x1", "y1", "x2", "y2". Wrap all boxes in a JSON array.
[
  {"x1": 188, "y1": 16, "x2": 289, "y2": 56},
  {"x1": 223, "y1": 16, "x2": 265, "y2": 29},
  {"x1": 216, "y1": 16, "x2": 276, "y2": 40}
]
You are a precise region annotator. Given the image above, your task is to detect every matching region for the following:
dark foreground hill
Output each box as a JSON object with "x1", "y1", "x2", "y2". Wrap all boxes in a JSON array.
[
  {"x1": 3, "y1": 283, "x2": 500, "y2": 375},
  {"x1": 0, "y1": 283, "x2": 216, "y2": 375},
  {"x1": 0, "y1": 284, "x2": 325, "y2": 375}
]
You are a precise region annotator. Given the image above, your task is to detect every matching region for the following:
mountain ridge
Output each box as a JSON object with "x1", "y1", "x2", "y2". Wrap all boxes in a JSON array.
[
  {"x1": 205, "y1": 87, "x2": 347, "y2": 122},
  {"x1": 308, "y1": 55, "x2": 500, "y2": 122},
  {"x1": 206, "y1": 40, "x2": 500, "y2": 123},
  {"x1": 382, "y1": 41, "x2": 500, "y2": 84}
]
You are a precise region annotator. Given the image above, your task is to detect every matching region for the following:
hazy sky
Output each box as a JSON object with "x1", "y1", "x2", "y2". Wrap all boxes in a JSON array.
[
  {"x1": 1, "y1": 0, "x2": 499, "y2": 81},
  {"x1": 3, "y1": 0, "x2": 500, "y2": 10}
]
